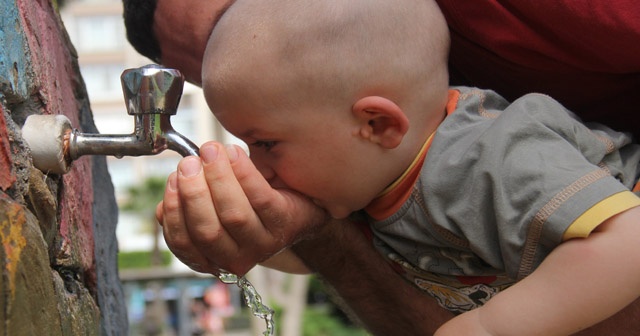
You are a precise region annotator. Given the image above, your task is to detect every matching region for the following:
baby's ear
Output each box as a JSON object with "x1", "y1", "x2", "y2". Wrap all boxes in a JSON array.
[{"x1": 352, "y1": 96, "x2": 409, "y2": 149}]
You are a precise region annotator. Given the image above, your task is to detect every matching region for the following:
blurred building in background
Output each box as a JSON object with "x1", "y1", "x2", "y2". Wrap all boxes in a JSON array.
[{"x1": 60, "y1": 1, "x2": 248, "y2": 334}]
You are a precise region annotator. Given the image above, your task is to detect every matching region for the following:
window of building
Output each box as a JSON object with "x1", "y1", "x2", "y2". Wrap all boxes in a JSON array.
[
  {"x1": 170, "y1": 94, "x2": 197, "y2": 141},
  {"x1": 74, "y1": 15, "x2": 124, "y2": 53},
  {"x1": 81, "y1": 63, "x2": 125, "y2": 100},
  {"x1": 107, "y1": 158, "x2": 137, "y2": 196}
]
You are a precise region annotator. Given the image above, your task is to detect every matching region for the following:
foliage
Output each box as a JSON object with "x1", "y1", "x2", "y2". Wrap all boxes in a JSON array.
[
  {"x1": 268, "y1": 299, "x2": 369, "y2": 336},
  {"x1": 118, "y1": 250, "x2": 173, "y2": 269},
  {"x1": 119, "y1": 175, "x2": 168, "y2": 266},
  {"x1": 55, "y1": 0, "x2": 66, "y2": 10},
  {"x1": 302, "y1": 305, "x2": 370, "y2": 336},
  {"x1": 120, "y1": 176, "x2": 167, "y2": 213}
]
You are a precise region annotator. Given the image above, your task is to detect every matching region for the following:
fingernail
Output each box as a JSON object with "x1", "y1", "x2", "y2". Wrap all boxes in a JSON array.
[
  {"x1": 167, "y1": 173, "x2": 177, "y2": 191},
  {"x1": 201, "y1": 143, "x2": 218, "y2": 164},
  {"x1": 179, "y1": 157, "x2": 202, "y2": 177},
  {"x1": 225, "y1": 144, "x2": 238, "y2": 162}
]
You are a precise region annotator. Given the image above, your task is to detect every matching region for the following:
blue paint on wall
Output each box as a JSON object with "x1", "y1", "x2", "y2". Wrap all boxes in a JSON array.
[
  {"x1": 0, "y1": 0, "x2": 30, "y2": 97},
  {"x1": 0, "y1": 0, "x2": 30, "y2": 99}
]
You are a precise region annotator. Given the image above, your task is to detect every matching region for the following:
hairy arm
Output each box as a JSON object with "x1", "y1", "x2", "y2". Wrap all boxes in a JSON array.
[
  {"x1": 435, "y1": 206, "x2": 640, "y2": 335},
  {"x1": 292, "y1": 217, "x2": 455, "y2": 335},
  {"x1": 259, "y1": 249, "x2": 311, "y2": 274}
]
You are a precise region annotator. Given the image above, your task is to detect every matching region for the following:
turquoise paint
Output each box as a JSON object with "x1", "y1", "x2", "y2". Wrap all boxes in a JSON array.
[{"x1": 0, "y1": 0, "x2": 29, "y2": 99}]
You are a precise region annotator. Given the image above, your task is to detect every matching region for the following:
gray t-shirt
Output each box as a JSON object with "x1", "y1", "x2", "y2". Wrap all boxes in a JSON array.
[{"x1": 368, "y1": 87, "x2": 640, "y2": 313}]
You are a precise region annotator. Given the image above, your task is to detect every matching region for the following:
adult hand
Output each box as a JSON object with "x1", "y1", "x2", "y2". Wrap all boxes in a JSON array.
[{"x1": 156, "y1": 141, "x2": 327, "y2": 276}]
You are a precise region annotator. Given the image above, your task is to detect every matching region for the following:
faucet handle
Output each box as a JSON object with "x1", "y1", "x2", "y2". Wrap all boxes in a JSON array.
[{"x1": 121, "y1": 64, "x2": 185, "y2": 115}]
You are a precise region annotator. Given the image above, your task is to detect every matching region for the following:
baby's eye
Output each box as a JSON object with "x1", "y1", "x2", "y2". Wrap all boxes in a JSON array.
[{"x1": 251, "y1": 140, "x2": 278, "y2": 151}]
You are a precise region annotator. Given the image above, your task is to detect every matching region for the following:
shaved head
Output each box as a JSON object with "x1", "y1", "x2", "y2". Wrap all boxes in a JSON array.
[{"x1": 203, "y1": 0, "x2": 450, "y2": 119}]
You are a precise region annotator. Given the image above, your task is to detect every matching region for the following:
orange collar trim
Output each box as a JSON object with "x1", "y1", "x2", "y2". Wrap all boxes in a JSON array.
[{"x1": 365, "y1": 89, "x2": 460, "y2": 221}]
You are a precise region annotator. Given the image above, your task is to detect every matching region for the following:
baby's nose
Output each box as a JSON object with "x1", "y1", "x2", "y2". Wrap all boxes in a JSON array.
[
  {"x1": 250, "y1": 155, "x2": 277, "y2": 184},
  {"x1": 257, "y1": 165, "x2": 286, "y2": 188}
]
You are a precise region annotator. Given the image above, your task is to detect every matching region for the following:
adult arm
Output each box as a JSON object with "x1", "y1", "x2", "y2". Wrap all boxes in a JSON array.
[
  {"x1": 292, "y1": 218, "x2": 455, "y2": 335},
  {"x1": 435, "y1": 206, "x2": 640, "y2": 335}
]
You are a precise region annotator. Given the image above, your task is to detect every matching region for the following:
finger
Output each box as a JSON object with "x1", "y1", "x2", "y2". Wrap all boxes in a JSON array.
[
  {"x1": 161, "y1": 171, "x2": 217, "y2": 274},
  {"x1": 176, "y1": 155, "x2": 243, "y2": 268},
  {"x1": 200, "y1": 142, "x2": 265, "y2": 254},
  {"x1": 156, "y1": 200, "x2": 164, "y2": 225},
  {"x1": 199, "y1": 143, "x2": 272, "y2": 249}
]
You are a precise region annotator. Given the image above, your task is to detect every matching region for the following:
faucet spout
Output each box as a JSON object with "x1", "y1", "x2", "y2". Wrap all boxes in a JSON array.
[{"x1": 163, "y1": 129, "x2": 200, "y2": 157}]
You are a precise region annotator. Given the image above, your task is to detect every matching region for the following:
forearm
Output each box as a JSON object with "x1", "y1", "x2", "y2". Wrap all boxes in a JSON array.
[
  {"x1": 292, "y1": 217, "x2": 454, "y2": 335},
  {"x1": 437, "y1": 207, "x2": 640, "y2": 335},
  {"x1": 259, "y1": 248, "x2": 311, "y2": 274}
]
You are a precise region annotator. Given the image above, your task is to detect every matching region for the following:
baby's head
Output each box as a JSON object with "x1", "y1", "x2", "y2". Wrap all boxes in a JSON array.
[{"x1": 202, "y1": 0, "x2": 450, "y2": 218}]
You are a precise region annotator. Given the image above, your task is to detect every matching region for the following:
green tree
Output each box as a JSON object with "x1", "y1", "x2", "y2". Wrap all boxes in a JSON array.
[{"x1": 120, "y1": 176, "x2": 166, "y2": 266}]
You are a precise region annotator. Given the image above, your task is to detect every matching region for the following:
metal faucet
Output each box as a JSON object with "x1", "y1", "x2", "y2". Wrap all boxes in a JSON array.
[{"x1": 22, "y1": 64, "x2": 199, "y2": 174}]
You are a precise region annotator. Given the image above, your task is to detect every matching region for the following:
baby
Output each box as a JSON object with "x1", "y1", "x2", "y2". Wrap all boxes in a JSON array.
[{"x1": 201, "y1": 0, "x2": 640, "y2": 334}]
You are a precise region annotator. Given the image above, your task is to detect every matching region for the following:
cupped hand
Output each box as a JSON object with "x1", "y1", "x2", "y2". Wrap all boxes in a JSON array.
[{"x1": 156, "y1": 141, "x2": 327, "y2": 276}]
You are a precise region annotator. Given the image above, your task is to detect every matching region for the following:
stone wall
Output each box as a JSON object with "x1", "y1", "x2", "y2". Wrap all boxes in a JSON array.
[{"x1": 0, "y1": 0, "x2": 126, "y2": 334}]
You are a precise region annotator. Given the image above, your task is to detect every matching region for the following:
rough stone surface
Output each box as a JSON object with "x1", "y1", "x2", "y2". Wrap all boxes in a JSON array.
[
  {"x1": 0, "y1": 108, "x2": 16, "y2": 191},
  {"x1": 0, "y1": 0, "x2": 127, "y2": 334}
]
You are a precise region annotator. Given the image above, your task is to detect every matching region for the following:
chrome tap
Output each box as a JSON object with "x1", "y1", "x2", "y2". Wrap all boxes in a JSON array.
[{"x1": 22, "y1": 64, "x2": 199, "y2": 174}]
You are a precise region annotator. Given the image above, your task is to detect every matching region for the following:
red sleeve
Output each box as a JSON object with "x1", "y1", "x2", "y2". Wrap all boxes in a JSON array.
[{"x1": 436, "y1": 0, "x2": 640, "y2": 138}]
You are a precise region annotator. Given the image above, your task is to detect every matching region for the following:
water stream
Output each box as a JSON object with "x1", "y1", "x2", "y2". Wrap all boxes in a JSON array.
[{"x1": 218, "y1": 272, "x2": 275, "y2": 336}]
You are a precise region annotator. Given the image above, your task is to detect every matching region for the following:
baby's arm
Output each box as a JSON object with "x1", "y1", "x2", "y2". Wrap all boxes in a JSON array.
[{"x1": 436, "y1": 205, "x2": 640, "y2": 335}]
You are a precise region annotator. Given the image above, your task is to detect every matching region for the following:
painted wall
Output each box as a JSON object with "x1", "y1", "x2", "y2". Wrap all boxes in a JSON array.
[{"x1": 0, "y1": 0, "x2": 126, "y2": 334}]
